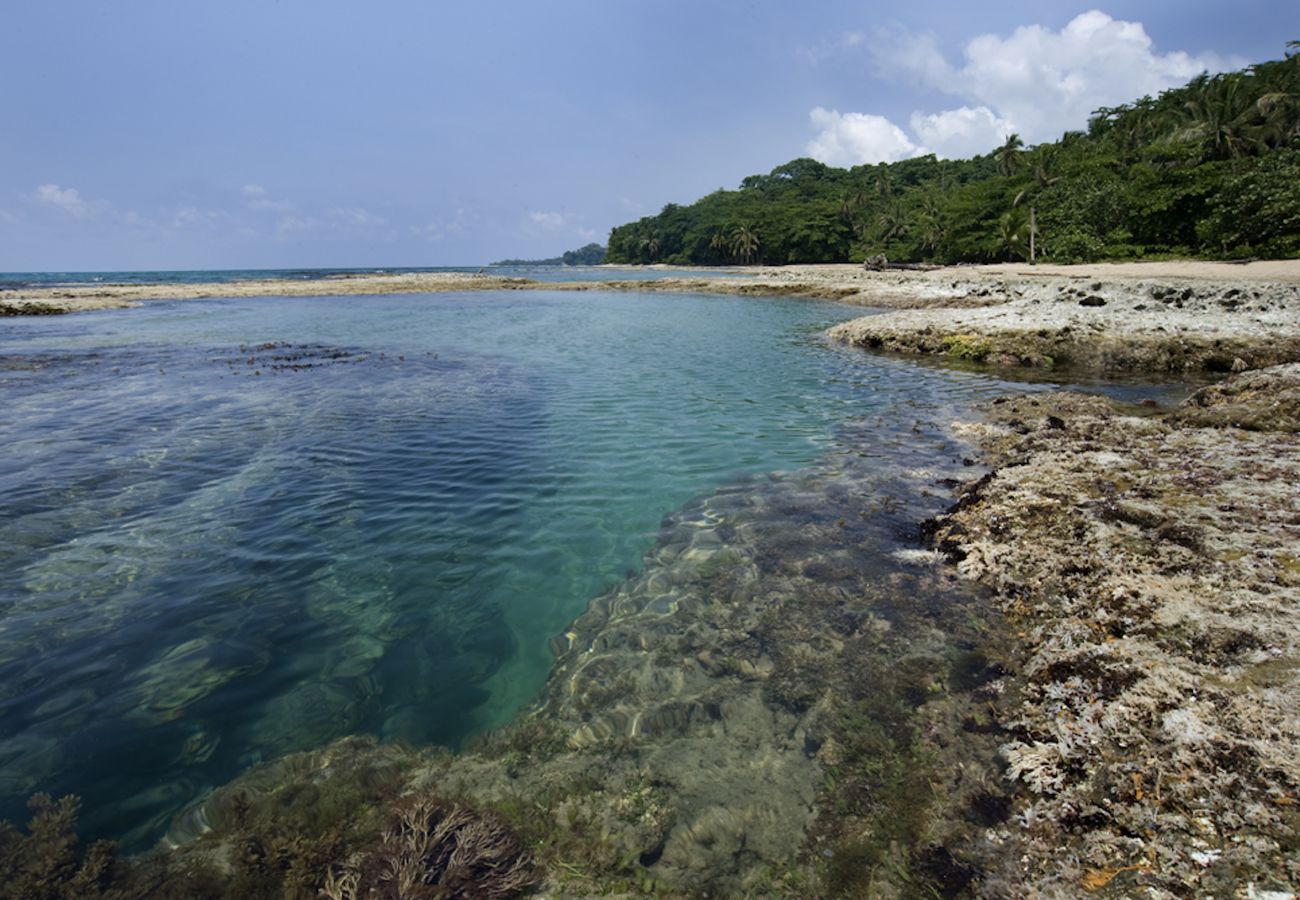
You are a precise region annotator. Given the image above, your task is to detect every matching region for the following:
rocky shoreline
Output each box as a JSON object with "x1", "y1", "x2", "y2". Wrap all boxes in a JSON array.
[{"x1": 924, "y1": 369, "x2": 1300, "y2": 896}]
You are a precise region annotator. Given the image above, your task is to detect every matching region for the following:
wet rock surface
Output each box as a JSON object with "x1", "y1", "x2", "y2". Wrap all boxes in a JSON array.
[
  {"x1": 1171, "y1": 362, "x2": 1300, "y2": 432},
  {"x1": 925, "y1": 367, "x2": 1300, "y2": 896},
  {"x1": 829, "y1": 278, "x2": 1300, "y2": 375}
]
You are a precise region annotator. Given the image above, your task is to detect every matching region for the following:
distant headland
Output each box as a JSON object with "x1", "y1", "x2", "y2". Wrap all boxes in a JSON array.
[{"x1": 492, "y1": 242, "x2": 607, "y2": 267}]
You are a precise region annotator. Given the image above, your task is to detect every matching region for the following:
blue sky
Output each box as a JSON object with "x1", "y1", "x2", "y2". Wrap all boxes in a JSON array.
[{"x1": 2, "y1": 1, "x2": 1295, "y2": 270}]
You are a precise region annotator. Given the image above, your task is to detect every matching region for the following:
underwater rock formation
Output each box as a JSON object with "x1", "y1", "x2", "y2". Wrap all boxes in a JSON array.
[{"x1": 86, "y1": 410, "x2": 1026, "y2": 897}]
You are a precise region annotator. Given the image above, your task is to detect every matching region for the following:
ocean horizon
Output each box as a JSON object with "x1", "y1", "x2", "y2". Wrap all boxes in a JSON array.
[{"x1": 0, "y1": 264, "x2": 753, "y2": 292}]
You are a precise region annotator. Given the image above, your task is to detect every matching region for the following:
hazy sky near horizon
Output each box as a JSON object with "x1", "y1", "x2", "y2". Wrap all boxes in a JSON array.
[{"x1": 3, "y1": 1, "x2": 1296, "y2": 270}]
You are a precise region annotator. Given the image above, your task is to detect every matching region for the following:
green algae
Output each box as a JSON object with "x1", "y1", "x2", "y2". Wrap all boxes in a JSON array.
[{"x1": 941, "y1": 333, "x2": 994, "y2": 363}]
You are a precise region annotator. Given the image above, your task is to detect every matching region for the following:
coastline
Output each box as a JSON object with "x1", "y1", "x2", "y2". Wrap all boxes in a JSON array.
[
  {"x1": 925, "y1": 374, "x2": 1300, "y2": 894},
  {"x1": 5, "y1": 262, "x2": 1299, "y2": 895}
]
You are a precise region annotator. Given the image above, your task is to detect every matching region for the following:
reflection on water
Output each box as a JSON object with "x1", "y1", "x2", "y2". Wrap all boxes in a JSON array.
[{"x1": 0, "y1": 291, "x2": 1181, "y2": 848}]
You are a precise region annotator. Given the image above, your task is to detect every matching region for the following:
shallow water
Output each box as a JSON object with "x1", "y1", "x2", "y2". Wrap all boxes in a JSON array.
[{"x1": 0, "y1": 290, "x2": 1182, "y2": 848}]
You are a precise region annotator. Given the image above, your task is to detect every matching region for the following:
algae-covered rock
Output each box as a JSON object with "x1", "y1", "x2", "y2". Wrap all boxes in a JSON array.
[
  {"x1": 828, "y1": 277, "x2": 1300, "y2": 375},
  {"x1": 1173, "y1": 362, "x2": 1300, "y2": 432},
  {"x1": 927, "y1": 386, "x2": 1300, "y2": 896}
]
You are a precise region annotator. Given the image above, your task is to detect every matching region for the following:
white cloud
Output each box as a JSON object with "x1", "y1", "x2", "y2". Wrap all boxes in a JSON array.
[
  {"x1": 331, "y1": 207, "x2": 387, "y2": 227},
  {"x1": 171, "y1": 206, "x2": 224, "y2": 229},
  {"x1": 909, "y1": 106, "x2": 1016, "y2": 159},
  {"x1": 808, "y1": 11, "x2": 1244, "y2": 167},
  {"x1": 528, "y1": 211, "x2": 567, "y2": 229},
  {"x1": 410, "y1": 218, "x2": 464, "y2": 242},
  {"x1": 878, "y1": 11, "x2": 1241, "y2": 144},
  {"x1": 29, "y1": 184, "x2": 93, "y2": 217},
  {"x1": 797, "y1": 30, "x2": 868, "y2": 65},
  {"x1": 805, "y1": 107, "x2": 926, "y2": 166},
  {"x1": 276, "y1": 214, "x2": 319, "y2": 236},
  {"x1": 239, "y1": 184, "x2": 296, "y2": 213}
]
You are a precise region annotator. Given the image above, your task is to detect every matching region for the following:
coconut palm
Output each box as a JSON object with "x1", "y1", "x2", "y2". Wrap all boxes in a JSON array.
[
  {"x1": 730, "y1": 226, "x2": 760, "y2": 264},
  {"x1": 838, "y1": 190, "x2": 870, "y2": 223},
  {"x1": 709, "y1": 229, "x2": 731, "y2": 262},
  {"x1": 875, "y1": 170, "x2": 895, "y2": 199},
  {"x1": 875, "y1": 203, "x2": 908, "y2": 242},
  {"x1": 994, "y1": 209, "x2": 1030, "y2": 261},
  {"x1": 1174, "y1": 74, "x2": 1260, "y2": 161},
  {"x1": 994, "y1": 133, "x2": 1025, "y2": 177},
  {"x1": 1014, "y1": 144, "x2": 1063, "y2": 207}
]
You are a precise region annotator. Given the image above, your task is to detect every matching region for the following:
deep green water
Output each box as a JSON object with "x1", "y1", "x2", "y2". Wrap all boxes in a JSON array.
[{"x1": 0, "y1": 290, "x2": 1174, "y2": 847}]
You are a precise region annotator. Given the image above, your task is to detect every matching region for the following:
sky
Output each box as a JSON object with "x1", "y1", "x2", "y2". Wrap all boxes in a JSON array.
[{"x1": 2, "y1": 1, "x2": 1296, "y2": 270}]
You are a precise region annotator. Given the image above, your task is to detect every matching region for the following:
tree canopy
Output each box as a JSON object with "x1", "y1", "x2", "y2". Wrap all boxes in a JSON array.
[
  {"x1": 493, "y1": 243, "x2": 607, "y2": 266},
  {"x1": 607, "y1": 45, "x2": 1300, "y2": 266}
]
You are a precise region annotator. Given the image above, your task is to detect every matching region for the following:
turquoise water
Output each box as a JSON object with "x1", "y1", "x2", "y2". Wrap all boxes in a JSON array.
[{"x1": 0, "y1": 289, "x2": 1167, "y2": 848}]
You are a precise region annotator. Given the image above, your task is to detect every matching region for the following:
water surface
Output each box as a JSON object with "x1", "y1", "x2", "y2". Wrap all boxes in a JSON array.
[{"x1": 0, "y1": 289, "x2": 1173, "y2": 846}]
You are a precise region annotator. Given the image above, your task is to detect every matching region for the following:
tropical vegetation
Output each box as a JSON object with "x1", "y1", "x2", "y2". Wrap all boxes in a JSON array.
[
  {"x1": 493, "y1": 243, "x2": 607, "y2": 266},
  {"x1": 607, "y1": 44, "x2": 1300, "y2": 265}
]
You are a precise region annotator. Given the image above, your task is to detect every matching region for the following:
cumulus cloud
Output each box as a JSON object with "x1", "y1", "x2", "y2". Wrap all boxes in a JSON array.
[
  {"x1": 909, "y1": 106, "x2": 1016, "y2": 160},
  {"x1": 808, "y1": 11, "x2": 1242, "y2": 165},
  {"x1": 879, "y1": 10, "x2": 1240, "y2": 145},
  {"x1": 30, "y1": 184, "x2": 93, "y2": 217},
  {"x1": 805, "y1": 107, "x2": 926, "y2": 166}
]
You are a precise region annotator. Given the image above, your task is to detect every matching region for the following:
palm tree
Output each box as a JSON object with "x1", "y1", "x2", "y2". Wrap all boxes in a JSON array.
[
  {"x1": 875, "y1": 169, "x2": 895, "y2": 199},
  {"x1": 914, "y1": 195, "x2": 946, "y2": 254},
  {"x1": 875, "y1": 202, "x2": 908, "y2": 242},
  {"x1": 730, "y1": 226, "x2": 760, "y2": 264},
  {"x1": 994, "y1": 209, "x2": 1030, "y2": 261},
  {"x1": 838, "y1": 190, "x2": 870, "y2": 223},
  {"x1": 994, "y1": 133, "x2": 1025, "y2": 177},
  {"x1": 1014, "y1": 144, "x2": 1063, "y2": 207},
  {"x1": 709, "y1": 229, "x2": 731, "y2": 262},
  {"x1": 638, "y1": 235, "x2": 661, "y2": 262},
  {"x1": 1248, "y1": 56, "x2": 1300, "y2": 149},
  {"x1": 1174, "y1": 73, "x2": 1260, "y2": 161}
]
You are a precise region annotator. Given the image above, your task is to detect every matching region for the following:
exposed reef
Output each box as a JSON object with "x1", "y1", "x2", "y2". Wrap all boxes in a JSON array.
[
  {"x1": 923, "y1": 366, "x2": 1300, "y2": 896},
  {"x1": 829, "y1": 278, "x2": 1300, "y2": 375},
  {"x1": 6, "y1": 260, "x2": 1300, "y2": 321}
]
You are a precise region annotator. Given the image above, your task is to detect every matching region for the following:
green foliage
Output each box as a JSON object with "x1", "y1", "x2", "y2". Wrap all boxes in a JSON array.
[
  {"x1": 606, "y1": 44, "x2": 1300, "y2": 266},
  {"x1": 493, "y1": 242, "x2": 607, "y2": 266},
  {"x1": 1197, "y1": 149, "x2": 1300, "y2": 256},
  {"x1": 561, "y1": 243, "x2": 608, "y2": 266}
]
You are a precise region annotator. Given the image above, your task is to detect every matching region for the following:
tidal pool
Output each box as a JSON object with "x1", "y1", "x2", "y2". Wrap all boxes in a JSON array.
[{"x1": 0, "y1": 289, "x2": 1146, "y2": 847}]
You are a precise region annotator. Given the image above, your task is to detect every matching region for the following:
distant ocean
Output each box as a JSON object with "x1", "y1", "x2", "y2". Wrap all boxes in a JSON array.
[{"x1": 0, "y1": 265, "x2": 751, "y2": 291}]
